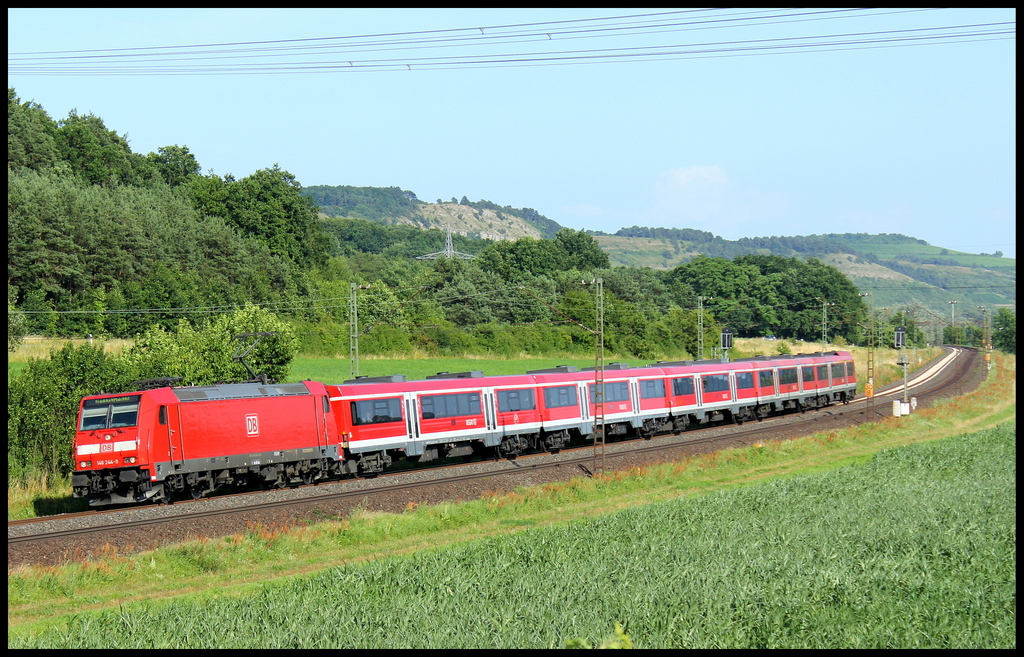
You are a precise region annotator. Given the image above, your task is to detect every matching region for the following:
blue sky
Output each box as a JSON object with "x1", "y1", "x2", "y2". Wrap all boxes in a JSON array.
[{"x1": 8, "y1": 8, "x2": 1016, "y2": 257}]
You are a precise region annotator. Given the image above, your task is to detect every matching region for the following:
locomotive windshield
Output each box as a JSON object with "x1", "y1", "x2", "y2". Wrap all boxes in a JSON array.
[{"x1": 79, "y1": 395, "x2": 141, "y2": 431}]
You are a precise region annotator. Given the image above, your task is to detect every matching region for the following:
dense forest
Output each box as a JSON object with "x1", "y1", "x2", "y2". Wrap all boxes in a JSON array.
[{"x1": 10, "y1": 86, "x2": 897, "y2": 363}]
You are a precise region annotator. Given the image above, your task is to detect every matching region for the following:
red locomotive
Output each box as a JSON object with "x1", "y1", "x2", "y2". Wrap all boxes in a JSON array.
[{"x1": 72, "y1": 352, "x2": 856, "y2": 506}]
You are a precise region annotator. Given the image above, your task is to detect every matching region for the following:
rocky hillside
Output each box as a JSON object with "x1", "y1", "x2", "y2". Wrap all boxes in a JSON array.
[{"x1": 390, "y1": 202, "x2": 548, "y2": 242}]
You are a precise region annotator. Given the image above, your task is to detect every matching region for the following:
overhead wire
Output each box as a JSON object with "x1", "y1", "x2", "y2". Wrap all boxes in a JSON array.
[{"x1": 8, "y1": 9, "x2": 1012, "y2": 75}]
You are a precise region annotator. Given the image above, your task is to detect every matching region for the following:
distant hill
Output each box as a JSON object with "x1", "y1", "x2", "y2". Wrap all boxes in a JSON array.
[
  {"x1": 302, "y1": 185, "x2": 561, "y2": 241},
  {"x1": 594, "y1": 230, "x2": 1014, "y2": 326},
  {"x1": 300, "y1": 185, "x2": 1014, "y2": 325}
]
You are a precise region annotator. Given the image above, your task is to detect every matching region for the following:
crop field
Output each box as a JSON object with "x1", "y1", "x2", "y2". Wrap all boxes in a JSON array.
[{"x1": 10, "y1": 423, "x2": 1015, "y2": 648}]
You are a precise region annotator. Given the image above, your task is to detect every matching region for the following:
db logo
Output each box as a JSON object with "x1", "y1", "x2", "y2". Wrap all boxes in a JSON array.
[{"x1": 246, "y1": 414, "x2": 259, "y2": 436}]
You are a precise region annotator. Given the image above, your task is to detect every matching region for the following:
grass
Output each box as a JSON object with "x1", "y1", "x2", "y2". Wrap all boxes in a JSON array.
[
  {"x1": 286, "y1": 354, "x2": 610, "y2": 384},
  {"x1": 7, "y1": 353, "x2": 1015, "y2": 646}
]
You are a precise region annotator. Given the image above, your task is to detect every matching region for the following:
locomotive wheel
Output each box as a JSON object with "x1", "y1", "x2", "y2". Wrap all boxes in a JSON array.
[{"x1": 152, "y1": 486, "x2": 170, "y2": 504}]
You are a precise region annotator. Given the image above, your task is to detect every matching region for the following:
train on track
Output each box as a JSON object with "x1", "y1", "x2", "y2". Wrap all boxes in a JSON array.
[{"x1": 72, "y1": 351, "x2": 856, "y2": 506}]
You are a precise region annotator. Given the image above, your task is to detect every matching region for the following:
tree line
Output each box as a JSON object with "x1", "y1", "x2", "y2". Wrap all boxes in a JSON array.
[{"x1": 10, "y1": 85, "x2": 882, "y2": 362}]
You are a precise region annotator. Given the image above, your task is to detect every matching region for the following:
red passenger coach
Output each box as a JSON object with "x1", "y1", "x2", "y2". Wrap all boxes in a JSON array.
[
  {"x1": 326, "y1": 369, "x2": 558, "y2": 467},
  {"x1": 73, "y1": 381, "x2": 338, "y2": 506}
]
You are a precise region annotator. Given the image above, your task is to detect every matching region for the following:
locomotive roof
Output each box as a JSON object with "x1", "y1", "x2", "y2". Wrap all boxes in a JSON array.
[{"x1": 172, "y1": 381, "x2": 313, "y2": 402}]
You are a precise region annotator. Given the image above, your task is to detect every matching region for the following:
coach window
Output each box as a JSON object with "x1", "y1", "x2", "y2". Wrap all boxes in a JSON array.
[
  {"x1": 846, "y1": 362, "x2": 855, "y2": 377},
  {"x1": 672, "y1": 377, "x2": 695, "y2": 396},
  {"x1": 831, "y1": 363, "x2": 844, "y2": 379},
  {"x1": 779, "y1": 368, "x2": 798, "y2": 385},
  {"x1": 701, "y1": 374, "x2": 730, "y2": 393},
  {"x1": 640, "y1": 379, "x2": 666, "y2": 399},
  {"x1": 758, "y1": 370, "x2": 775, "y2": 390},
  {"x1": 802, "y1": 366, "x2": 815, "y2": 383},
  {"x1": 420, "y1": 393, "x2": 481, "y2": 420},
  {"x1": 498, "y1": 389, "x2": 536, "y2": 412},
  {"x1": 735, "y1": 372, "x2": 754, "y2": 390},
  {"x1": 589, "y1": 381, "x2": 630, "y2": 403},
  {"x1": 544, "y1": 386, "x2": 578, "y2": 409},
  {"x1": 351, "y1": 398, "x2": 403, "y2": 425},
  {"x1": 817, "y1": 365, "x2": 829, "y2": 381}
]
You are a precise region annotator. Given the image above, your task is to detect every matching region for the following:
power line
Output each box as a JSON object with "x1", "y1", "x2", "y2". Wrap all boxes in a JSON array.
[{"x1": 9, "y1": 10, "x2": 1011, "y2": 76}]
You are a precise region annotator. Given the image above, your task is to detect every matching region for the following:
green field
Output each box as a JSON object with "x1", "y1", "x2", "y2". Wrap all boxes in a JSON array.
[
  {"x1": 847, "y1": 242, "x2": 1015, "y2": 269},
  {"x1": 285, "y1": 355, "x2": 608, "y2": 384},
  {"x1": 10, "y1": 422, "x2": 1015, "y2": 648}
]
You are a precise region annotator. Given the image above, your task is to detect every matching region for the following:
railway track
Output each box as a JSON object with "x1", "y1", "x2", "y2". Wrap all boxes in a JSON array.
[{"x1": 8, "y1": 347, "x2": 984, "y2": 565}]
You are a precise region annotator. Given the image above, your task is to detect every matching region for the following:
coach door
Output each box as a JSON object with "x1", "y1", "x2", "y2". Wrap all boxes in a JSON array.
[
  {"x1": 403, "y1": 392, "x2": 421, "y2": 442},
  {"x1": 162, "y1": 404, "x2": 185, "y2": 473},
  {"x1": 315, "y1": 395, "x2": 329, "y2": 454},
  {"x1": 482, "y1": 389, "x2": 497, "y2": 433}
]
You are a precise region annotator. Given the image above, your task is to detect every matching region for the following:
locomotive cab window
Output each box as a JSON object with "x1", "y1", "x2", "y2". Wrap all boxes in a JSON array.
[
  {"x1": 79, "y1": 395, "x2": 141, "y2": 431},
  {"x1": 351, "y1": 398, "x2": 403, "y2": 425}
]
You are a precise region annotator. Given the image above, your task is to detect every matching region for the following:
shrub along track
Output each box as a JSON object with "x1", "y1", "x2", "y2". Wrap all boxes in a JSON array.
[{"x1": 8, "y1": 347, "x2": 986, "y2": 569}]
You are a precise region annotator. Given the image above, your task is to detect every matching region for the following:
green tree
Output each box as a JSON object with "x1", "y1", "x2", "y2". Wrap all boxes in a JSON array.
[
  {"x1": 54, "y1": 110, "x2": 159, "y2": 187},
  {"x1": 477, "y1": 237, "x2": 563, "y2": 281},
  {"x1": 555, "y1": 228, "x2": 611, "y2": 270},
  {"x1": 146, "y1": 144, "x2": 201, "y2": 187},
  {"x1": 8, "y1": 344, "x2": 133, "y2": 481},
  {"x1": 8, "y1": 285, "x2": 27, "y2": 352},
  {"x1": 122, "y1": 303, "x2": 300, "y2": 385},
  {"x1": 8, "y1": 87, "x2": 58, "y2": 171},
  {"x1": 187, "y1": 166, "x2": 330, "y2": 267},
  {"x1": 992, "y1": 308, "x2": 1015, "y2": 354}
]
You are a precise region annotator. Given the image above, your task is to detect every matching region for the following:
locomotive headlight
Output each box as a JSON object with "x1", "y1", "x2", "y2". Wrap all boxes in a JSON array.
[
  {"x1": 126, "y1": 457, "x2": 137, "y2": 464},
  {"x1": 80, "y1": 461, "x2": 92, "y2": 468}
]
